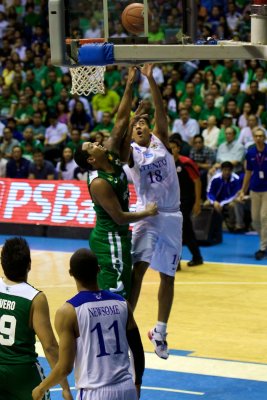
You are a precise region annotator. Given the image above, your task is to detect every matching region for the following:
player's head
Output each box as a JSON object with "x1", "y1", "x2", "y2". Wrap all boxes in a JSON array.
[
  {"x1": 74, "y1": 142, "x2": 108, "y2": 171},
  {"x1": 221, "y1": 161, "x2": 233, "y2": 180},
  {"x1": 131, "y1": 115, "x2": 151, "y2": 147},
  {"x1": 69, "y1": 248, "x2": 99, "y2": 286},
  {"x1": 169, "y1": 133, "x2": 182, "y2": 159},
  {"x1": 1, "y1": 237, "x2": 31, "y2": 282}
]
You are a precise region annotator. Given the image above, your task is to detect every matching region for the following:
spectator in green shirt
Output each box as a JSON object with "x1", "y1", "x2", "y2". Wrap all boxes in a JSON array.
[
  {"x1": 66, "y1": 129, "x2": 84, "y2": 152},
  {"x1": 92, "y1": 111, "x2": 114, "y2": 135},
  {"x1": 20, "y1": 127, "x2": 43, "y2": 161},
  {"x1": 148, "y1": 21, "x2": 165, "y2": 44},
  {"x1": 199, "y1": 94, "x2": 222, "y2": 129},
  {"x1": 179, "y1": 82, "x2": 203, "y2": 115},
  {"x1": 167, "y1": 69, "x2": 185, "y2": 101},
  {"x1": 204, "y1": 60, "x2": 226, "y2": 81},
  {"x1": 23, "y1": 3, "x2": 41, "y2": 28},
  {"x1": 0, "y1": 85, "x2": 18, "y2": 118},
  {"x1": 91, "y1": 81, "x2": 120, "y2": 122},
  {"x1": 104, "y1": 65, "x2": 122, "y2": 91},
  {"x1": 14, "y1": 94, "x2": 35, "y2": 133},
  {"x1": 223, "y1": 80, "x2": 246, "y2": 112},
  {"x1": 21, "y1": 70, "x2": 43, "y2": 95},
  {"x1": 32, "y1": 55, "x2": 48, "y2": 84},
  {"x1": 44, "y1": 69, "x2": 64, "y2": 96},
  {"x1": 220, "y1": 60, "x2": 242, "y2": 87}
]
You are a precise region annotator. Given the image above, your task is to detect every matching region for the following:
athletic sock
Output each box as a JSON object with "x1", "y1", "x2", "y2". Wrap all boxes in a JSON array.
[{"x1": 154, "y1": 321, "x2": 167, "y2": 336}]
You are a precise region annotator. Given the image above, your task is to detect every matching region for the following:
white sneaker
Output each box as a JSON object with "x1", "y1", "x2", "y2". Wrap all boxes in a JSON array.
[{"x1": 148, "y1": 328, "x2": 169, "y2": 359}]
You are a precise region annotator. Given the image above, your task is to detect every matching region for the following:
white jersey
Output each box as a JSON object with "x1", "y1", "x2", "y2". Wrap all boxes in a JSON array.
[
  {"x1": 130, "y1": 134, "x2": 180, "y2": 211},
  {"x1": 67, "y1": 290, "x2": 132, "y2": 390}
]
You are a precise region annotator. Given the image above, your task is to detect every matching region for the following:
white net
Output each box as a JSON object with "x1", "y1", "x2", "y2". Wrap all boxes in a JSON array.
[{"x1": 69, "y1": 65, "x2": 106, "y2": 96}]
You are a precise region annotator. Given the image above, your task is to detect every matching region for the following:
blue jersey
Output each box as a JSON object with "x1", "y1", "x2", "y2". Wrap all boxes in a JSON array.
[
  {"x1": 246, "y1": 144, "x2": 267, "y2": 192},
  {"x1": 67, "y1": 290, "x2": 132, "y2": 389}
]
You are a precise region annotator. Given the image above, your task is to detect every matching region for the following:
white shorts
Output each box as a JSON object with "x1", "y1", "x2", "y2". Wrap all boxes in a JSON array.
[
  {"x1": 76, "y1": 379, "x2": 137, "y2": 400},
  {"x1": 132, "y1": 210, "x2": 183, "y2": 276}
]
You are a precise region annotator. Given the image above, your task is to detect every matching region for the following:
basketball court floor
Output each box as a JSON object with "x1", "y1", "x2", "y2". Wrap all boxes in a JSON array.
[{"x1": 1, "y1": 232, "x2": 267, "y2": 399}]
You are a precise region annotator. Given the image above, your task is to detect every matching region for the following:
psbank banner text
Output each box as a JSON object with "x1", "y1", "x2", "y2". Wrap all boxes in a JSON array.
[{"x1": 0, "y1": 179, "x2": 137, "y2": 227}]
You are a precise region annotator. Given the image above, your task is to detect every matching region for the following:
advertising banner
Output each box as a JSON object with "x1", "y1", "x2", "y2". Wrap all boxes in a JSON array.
[{"x1": 0, "y1": 179, "x2": 137, "y2": 228}]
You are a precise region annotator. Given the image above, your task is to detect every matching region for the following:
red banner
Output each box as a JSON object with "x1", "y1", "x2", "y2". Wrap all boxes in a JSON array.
[{"x1": 0, "y1": 179, "x2": 137, "y2": 228}]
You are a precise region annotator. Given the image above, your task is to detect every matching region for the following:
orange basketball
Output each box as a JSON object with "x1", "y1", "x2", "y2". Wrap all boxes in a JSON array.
[{"x1": 121, "y1": 3, "x2": 147, "y2": 35}]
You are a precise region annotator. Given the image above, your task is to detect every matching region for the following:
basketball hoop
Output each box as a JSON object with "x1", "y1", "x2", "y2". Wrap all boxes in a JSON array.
[
  {"x1": 69, "y1": 65, "x2": 106, "y2": 96},
  {"x1": 66, "y1": 38, "x2": 107, "y2": 96}
]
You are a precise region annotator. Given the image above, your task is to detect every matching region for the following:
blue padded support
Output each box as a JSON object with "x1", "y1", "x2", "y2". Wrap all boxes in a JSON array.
[{"x1": 78, "y1": 43, "x2": 114, "y2": 66}]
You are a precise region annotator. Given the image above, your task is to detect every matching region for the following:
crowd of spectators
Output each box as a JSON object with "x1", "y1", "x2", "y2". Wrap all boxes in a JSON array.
[{"x1": 0, "y1": 0, "x2": 266, "y2": 234}]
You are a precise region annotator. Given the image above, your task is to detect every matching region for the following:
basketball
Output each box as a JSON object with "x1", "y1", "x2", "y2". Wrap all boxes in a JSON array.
[{"x1": 121, "y1": 3, "x2": 147, "y2": 35}]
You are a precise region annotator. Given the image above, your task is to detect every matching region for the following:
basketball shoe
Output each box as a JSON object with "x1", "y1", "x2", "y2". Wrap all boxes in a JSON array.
[{"x1": 148, "y1": 328, "x2": 169, "y2": 359}]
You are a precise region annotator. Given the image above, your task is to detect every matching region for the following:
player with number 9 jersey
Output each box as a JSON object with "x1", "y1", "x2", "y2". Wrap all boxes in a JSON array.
[
  {"x1": 0, "y1": 280, "x2": 39, "y2": 364},
  {"x1": 0, "y1": 237, "x2": 72, "y2": 400}
]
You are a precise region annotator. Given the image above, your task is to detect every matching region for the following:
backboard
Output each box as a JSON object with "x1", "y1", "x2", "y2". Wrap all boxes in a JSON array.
[
  {"x1": 49, "y1": 0, "x2": 188, "y2": 66},
  {"x1": 49, "y1": 0, "x2": 267, "y2": 68}
]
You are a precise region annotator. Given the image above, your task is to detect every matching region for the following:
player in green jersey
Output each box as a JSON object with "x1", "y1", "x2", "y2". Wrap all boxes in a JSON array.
[
  {"x1": 74, "y1": 67, "x2": 158, "y2": 299},
  {"x1": 0, "y1": 237, "x2": 72, "y2": 400}
]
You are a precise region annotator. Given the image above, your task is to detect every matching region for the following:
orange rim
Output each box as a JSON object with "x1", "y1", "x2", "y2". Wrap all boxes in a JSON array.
[{"x1": 65, "y1": 38, "x2": 105, "y2": 45}]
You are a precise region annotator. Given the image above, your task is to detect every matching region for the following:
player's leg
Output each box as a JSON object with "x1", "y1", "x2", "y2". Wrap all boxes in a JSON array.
[
  {"x1": 129, "y1": 260, "x2": 149, "y2": 311},
  {"x1": 148, "y1": 244, "x2": 176, "y2": 360},
  {"x1": 129, "y1": 221, "x2": 157, "y2": 310},
  {"x1": 158, "y1": 272, "x2": 175, "y2": 323},
  {"x1": 90, "y1": 230, "x2": 131, "y2": 299},
  {"x1": 148, "y1": 211, "x2": 182, "y2": 359}
]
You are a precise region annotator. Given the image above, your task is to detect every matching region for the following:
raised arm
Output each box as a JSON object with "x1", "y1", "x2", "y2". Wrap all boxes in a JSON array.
[
  {"x1": 140, "y1": 64, "x2": 169, "y2": 146},
  {"x1": 108, "y1": 67, "x2": 137, "y2": 155}
]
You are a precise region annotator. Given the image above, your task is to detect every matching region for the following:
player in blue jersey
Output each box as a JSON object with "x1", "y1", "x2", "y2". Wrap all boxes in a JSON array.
[{"x1": 32, "y1": 248, "x2": 145, "y2": 400}]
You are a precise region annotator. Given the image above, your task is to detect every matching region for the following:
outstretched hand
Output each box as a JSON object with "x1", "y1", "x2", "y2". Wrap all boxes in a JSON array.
[
  {"x1": 128, "y1": 101, "x2": 149, "y2": 130},
  {"x1": 127, "y1": 66, "x2": 138, "y2": 84},
  {"x1": 134, "y1": 100, "x2": 147, "y2": 117},
  {"x1": 140, "y1": 63, "x2": 154, "y2": 78},
  {"x1": 145, "y1": 202, "x2": 158, "y2": 216}
]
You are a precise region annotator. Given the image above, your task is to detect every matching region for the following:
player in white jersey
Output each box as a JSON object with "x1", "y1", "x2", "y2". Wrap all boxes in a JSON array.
[
  {"x1": 126, "y1": 64, "x2": 183, "y2": 360},
  {"x1": 32, "y1": 248, "x2": 145, "y2": 400}
]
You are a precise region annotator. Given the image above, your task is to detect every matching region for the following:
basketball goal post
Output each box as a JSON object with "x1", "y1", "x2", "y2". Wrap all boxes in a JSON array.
[{"x1": 49, "y1": 0, "x2": 267, "y2": 95}]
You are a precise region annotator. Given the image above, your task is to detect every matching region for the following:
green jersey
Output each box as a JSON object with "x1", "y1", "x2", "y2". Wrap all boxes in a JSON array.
[
  {"x1": 88, "y1": 152, "x2": 129, "y2": 235},
  {"x1": 0, "y1": 278, "x2": 39, "y2": 365}
]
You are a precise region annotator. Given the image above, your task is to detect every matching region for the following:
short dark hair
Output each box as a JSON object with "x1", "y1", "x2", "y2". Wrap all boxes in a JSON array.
[
  {"x1": 32, "y1": 148, "x2": 44, "y2": 155},
  {"x1": 169, "y1": 133, "x2": 182, "y2": 147},
  {"x1": 221, "y1": 161, "x2": 233, "y2": 170},
  {"x1": 193, "y1": 134, "x2": 204, "y2": 142},
  {"x1": 69, "y1": 248, "x2": 99, "y2": 285},
  {"x1": 1, "y1": 237, "x2": 31, "y2": 281},
  {"x1": 133, "y1": 114, "x2": 151, "y2": 128},
  {"x1": 74, "y1": 145, "x2": 93, "y2": 171}
]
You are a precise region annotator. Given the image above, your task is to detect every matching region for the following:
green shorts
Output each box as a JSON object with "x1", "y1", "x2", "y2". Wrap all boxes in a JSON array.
[
  {"x1": 90, "y1": 230, "x2": 132, "y2": 299},
  {"x1": 0, "y1": 362, "x2": 50, "y2": 400}
]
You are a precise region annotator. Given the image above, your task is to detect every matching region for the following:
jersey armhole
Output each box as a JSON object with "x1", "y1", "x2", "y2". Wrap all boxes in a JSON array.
[
  {"x1": 128, "y1": 149, "x2": 134, "y2": 168},
  {"x1": 152, "y1": 131, "x2": 172, "y2": 154}
]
